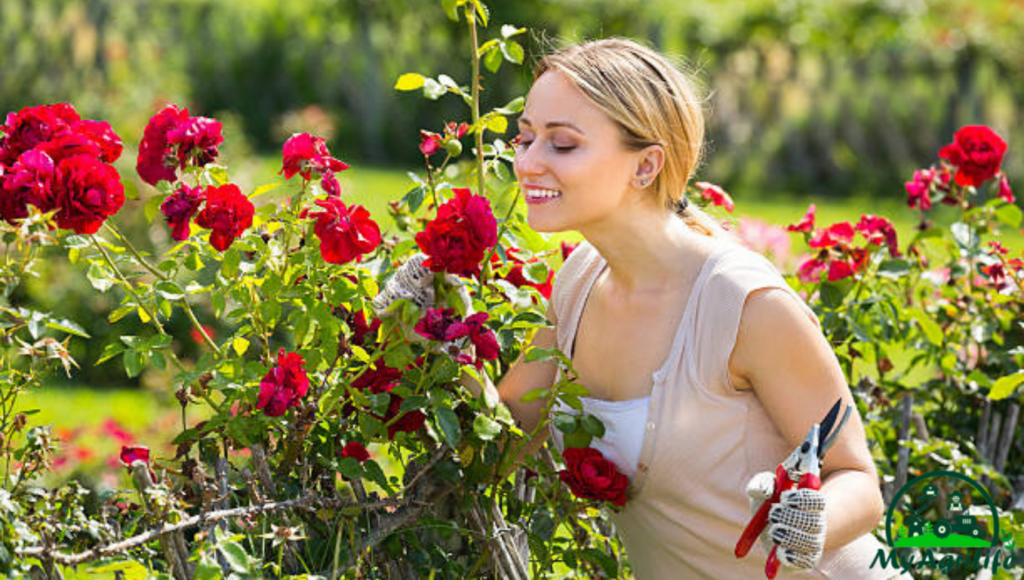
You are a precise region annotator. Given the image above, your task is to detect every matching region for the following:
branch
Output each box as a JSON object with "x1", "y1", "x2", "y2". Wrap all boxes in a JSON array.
[{"x1": 17, "y1": 494, "x2": 405, "y2": 566}]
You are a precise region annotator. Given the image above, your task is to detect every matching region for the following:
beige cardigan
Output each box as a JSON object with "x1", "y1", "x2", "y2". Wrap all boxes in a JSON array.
[{"x1": 550, "y1": 241, "x2": 903, "y2": 580}]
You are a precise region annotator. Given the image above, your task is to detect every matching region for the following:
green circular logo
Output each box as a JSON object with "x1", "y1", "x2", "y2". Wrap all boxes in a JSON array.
[{"x1": 885, "y1": 470, "x2": 1000, "y2": 550}]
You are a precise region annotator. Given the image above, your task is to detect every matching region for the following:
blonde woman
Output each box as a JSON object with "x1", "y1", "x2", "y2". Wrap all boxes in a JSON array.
[{"x1": 493, "y1": 38, "x2": 901, "y2": 579}]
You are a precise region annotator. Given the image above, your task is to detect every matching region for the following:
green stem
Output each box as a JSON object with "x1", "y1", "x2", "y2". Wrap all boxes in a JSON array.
[
  {"x1": 105, "y1": 222, "x2": 222, "y2": 357},
  {"x1": 91, "y1": 235, "x2": 166, "y2": 336},
  {"x1": 478, "y1": 187, "x2": 522, "y2": 297},
  {"x1": 467, "y1": 5, "x2": 485, "y2": 202}
]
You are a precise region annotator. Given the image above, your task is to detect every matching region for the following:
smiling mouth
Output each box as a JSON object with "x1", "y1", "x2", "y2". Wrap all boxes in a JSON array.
[{"x1": 524, "y1": 188, "x2": 562, "y2": 203}]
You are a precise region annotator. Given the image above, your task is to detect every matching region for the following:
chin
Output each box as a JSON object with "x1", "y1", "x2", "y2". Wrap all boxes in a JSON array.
[{"x1": 525, "y1": 210, "x2": 570, "y2": 234}]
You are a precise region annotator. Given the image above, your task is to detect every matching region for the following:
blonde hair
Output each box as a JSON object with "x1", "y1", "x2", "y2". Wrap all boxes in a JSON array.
[{"x1": 533, "y1": 37, "x2": 726, "y2": 237}]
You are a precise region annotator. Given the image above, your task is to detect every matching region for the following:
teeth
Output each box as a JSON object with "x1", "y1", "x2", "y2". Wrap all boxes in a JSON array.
[{"x1": 526, "y1": 188, "x2": 562, "y2": 199}]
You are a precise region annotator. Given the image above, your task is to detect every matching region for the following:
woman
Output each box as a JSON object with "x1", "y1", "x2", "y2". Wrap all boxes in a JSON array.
[{"x1": 496, "y1": 38, "x2": 901, "y2": 579}]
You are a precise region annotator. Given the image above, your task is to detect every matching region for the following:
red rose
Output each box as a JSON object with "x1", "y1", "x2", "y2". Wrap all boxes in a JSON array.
[
  {"x1": 119, "y1": 445, "x2": 150, "y2": 466},
  {"x1": 166, "y1": 116, "x2": 223, "y2": 169},
  {"x1": 305, "y1": 197, "x2": 381, "y2": 264},
  {"x1": 415, "y1": 188, "x2": 497, "y2": 277},
  {"x1": 558, "y1": 447, "x2": 629, "y2": 506},
  {"x1": 351, "y1": 364, "x2": 403, "y2": 395},
  {"x1": 808, "y1": 222, "x2": 855, "y2": 250},
  {"x1": 1, "y1": 149, "x2": 56, "y2": 223},
  {"x1": 53, "y1": 154, "x2": 125, "y2": 234},
  {"x1": 341, "y1": 441, "x2": 370, "y2": 463},
  {"x1": 384, "y1": 397, "x2": 425, "y2": 439},
  {"x1": 462, "y1": 312, "x2": 499, "y2": 364},
  {"x1": 491, "y1": 248, "x2": 553, "y2": 299},
  {"x1": 560, "y1": 241, "x2": 578, "y2": 261},
  {"x1": 160, "y1": 183, "x2": 206, "y2": 241},
  {"x1": 71, "y1": 119, "x2": 123, "y2": 163},
  {"x1": 349, "y1": 310, "x2": 382, "y2": 346},
  {"x1": 419, "y1": 131, "x2": 442, "y2": 156},
  {"x1": 938, "y1": 125, "x2": 1007, "y2": 187},
  {"x1": 195, "y1": 183, "x2": 254, "y2": 252},
  {"x1": 904, "y1": 169, "x2": 936, "y2": 211},
  {"x1": 347, "y1": 364, "x2": 424, "y2": 440},
  {"x1": 0, "y1": 103, "x2": 81, "y2": 166},
  {"x1": 280, "y1": 133, "x2": 348, "y2": 180},
  {"x1": 695, "y1": 181, "x2": 735, "y2": 212},
  {"x1": 787, "y1": 204, "x2": 816, "y2": 233},
  {"x1": 256, "y1": 348, "x2": 310, "y2": 417},
  {"x1": 136, "y1": 104, "x2": 190, "y2": 186}
]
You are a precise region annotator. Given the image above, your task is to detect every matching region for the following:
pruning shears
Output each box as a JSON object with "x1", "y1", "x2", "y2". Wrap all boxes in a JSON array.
[{"x1": 734, "y1": 398, "x2": 853, "y2": 579}]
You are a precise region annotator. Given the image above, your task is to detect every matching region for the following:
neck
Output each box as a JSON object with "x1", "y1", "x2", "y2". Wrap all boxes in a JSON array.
[{"x1": 580, "y1": 204, "x2": 716, "y2": 295}]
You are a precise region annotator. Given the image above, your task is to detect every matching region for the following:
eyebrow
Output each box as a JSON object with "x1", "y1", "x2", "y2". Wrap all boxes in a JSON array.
[{"x1": 518, "y1": 117, "x2": 583, "y2": 133}]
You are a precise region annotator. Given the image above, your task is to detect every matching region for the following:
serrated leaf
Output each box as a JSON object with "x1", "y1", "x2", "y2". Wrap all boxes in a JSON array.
[
  {"x1": 990, "y1": 372, "x2": 1024, "y2": 400},
  {"x1": 473, "y1": 414, "x2": 502, "y2": 441},
  {"x1": 394, "y1": 73, "x2": 426, "y2": 91},
  {"x1": 501, "y1": 40, "x2": 524, "y2": 64}
]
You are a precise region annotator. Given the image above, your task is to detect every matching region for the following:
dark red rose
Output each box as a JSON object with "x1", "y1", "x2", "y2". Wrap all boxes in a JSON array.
[
  {"x1": 415, "y1": 188, "x2": 497, "y2": 277},
  {"x1": 462, "y1": 312, "x2": 499, "y2": 364},
  {"x1": 256, "y1": 348, "x2": 310, "y2": 417},
  {"x1": 53, "y1": 154, "x2": 125, "y2": 234},
  {"x1": 2, "y1": 150, "x2": 56, "y2": 223},
  {"x1": 36, "y1": 133, "x2": 102, "y2": 164},
  {"x1": 787, "y1": 204, "x2": 816, "y2": 233},
  {"x1": 321, "y1": 170, "x2": 341, "y2": 197},
  {"x1": 71, "y1": 119, "x2": 122, "y2": 162},
  {"x1": 346, "y1": 364, "x2": 424, "y2": 439},
  {"x1": 938, "y1": 125, "x2": 1007, "y2": 187},
  {"x1": 350, "y1": 364, "x2": 403, "y2": 395},
  {"x1": 136, "y1": 104, "x2": 190, "y2": 186},
  {"x1": 119, "y1": 445, "x2": 150, "y2": 466},
  {"x1": 341, "y1": 441, "x2": 370, "y2": 463},
  {"x1": 558, "y1": 447, "x2": 629, "y2": 506},
  {"x1": 166, "y1": 116, "x2": 223, "y2": 168},
  {"x1": 384, "y1": 397, "x2": 425, "y2": 439},
  {"x1": 560, "y1": 241, "x2": 578, "y2": 260},
  {"x1": 305, "y1": 197, "x2": 381, "y2": 264},
  {"x1": 904, "y1": 169, "x2": 936, "y2": 211},
  {"x1": 0, "y1": 103, "x2": 81, "y2": 166},
  {"x1": 414, "y1": 308, "x2": 467, "y2": 342},
  {"x1": 856, "y1": 215, "x2": 900, "y2": 258},
  {"x1": 808, "y1": 222, "x2": 855, "y2": 250},
  {"x1": 194, "y1": 183, "x2": 254, "y2": 251},
  {"x1": 350, "y1": 310, "x2": 382, "y2": 346},
  {"x1": 280, "y1": 133, "x2": 349, "y2": 180},
  {"x1": 160, "y1": 183, "x2": 205, "y2": 241},
  {"x1": 695, "y1": 181, "x2": 735, "y2": 212}
]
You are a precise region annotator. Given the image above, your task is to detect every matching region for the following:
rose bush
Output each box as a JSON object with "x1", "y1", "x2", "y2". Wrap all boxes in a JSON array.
[{"x1": 1, "y1": 2, "x2": 1021, "y2": 579}]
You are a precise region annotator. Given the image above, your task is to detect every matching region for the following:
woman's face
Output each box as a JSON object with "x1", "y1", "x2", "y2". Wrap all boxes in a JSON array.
[{"x1": 513, "y1": 70, "x2": 643, "y2": 233}]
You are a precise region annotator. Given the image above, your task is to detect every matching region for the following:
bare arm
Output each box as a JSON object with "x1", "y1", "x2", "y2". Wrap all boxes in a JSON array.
[{"x1": 729, "y1": 288, "x2": 885, "y2": 551}]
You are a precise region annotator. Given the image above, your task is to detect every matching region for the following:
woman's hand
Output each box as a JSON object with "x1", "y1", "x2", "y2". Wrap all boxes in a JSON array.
[
  {"x1": 745, "y1": 471, "x2": 827, "y2": 570},
  {"x1": 371, "y1": 253, "x2": 435, "y2": 316}
]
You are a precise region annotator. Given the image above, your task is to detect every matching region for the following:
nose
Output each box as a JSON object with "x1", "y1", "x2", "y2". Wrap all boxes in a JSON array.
[{"x1": 513, "y1": 140, "x2": 545, "y2": 180}]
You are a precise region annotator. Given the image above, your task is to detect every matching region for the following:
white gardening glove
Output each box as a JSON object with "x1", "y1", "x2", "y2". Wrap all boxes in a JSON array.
[
  {"x1": 745, "y1": 471, "x2": 827, "y2": 571},
  {"x1": 371, "y1": 253, "x2": 435, "y2": 317}
]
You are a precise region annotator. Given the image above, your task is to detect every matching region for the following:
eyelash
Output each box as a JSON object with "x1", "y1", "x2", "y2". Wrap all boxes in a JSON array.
[{"x1": 517, "y1": 138, "x2": 575, "y2": 153}]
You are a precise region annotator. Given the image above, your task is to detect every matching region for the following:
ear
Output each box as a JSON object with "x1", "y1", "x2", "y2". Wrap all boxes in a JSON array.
[{"x1": 633, "y1": 144, "x2": 665, "y2": 188}]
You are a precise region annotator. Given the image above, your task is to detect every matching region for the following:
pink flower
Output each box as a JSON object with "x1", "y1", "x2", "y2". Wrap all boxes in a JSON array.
[
  {"x1": 856, "y1": 215, "x2": 900, "y2": 257},
  {"x1": 160, "y1": 183, "x2": 205, "y2": 241},
  {"x1": 119, "y1": 445, "x2": 150, "y2": 466},
  {"x1": 998, "y1": 175, "x2": 1014, "y2": 204},
  {"x1": 256, "y1": 349, "x2": 310, "y2": 417},
  {"x1": 280, "y1": 133, "x2": 349, "y2": 180},
  {"x1": 694, "y1": 181, "x2": 734, "y2": 212},
  {"x1": 736, "y1": 217, "x2": 792, "y2": 267},
  {"x1": 808, "y1": 222, "x2": 855, "y2": 249},
  {"x1": 102, "y1": 419, "x2": 134, "y2": 444},
  {"x1": 787, "y1": 204, "x2": 817, "y2": 233},
  {"x1": 797, "y1": 255, "x2": 828, "y2": 283},
  {"x1": 905, "y1": 169, "x2": 935, "y2": 210},
  {"x1": 419, "y1": 131, "x2": 442, "y2": 156}
]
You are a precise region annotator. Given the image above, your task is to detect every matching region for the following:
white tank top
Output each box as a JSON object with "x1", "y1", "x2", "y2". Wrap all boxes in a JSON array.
[{"x1": 550, "y1": 395, "x2": 651, "y2": 479}]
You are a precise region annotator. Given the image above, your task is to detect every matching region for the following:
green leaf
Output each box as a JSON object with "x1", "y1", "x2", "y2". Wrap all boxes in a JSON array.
[
  {"x1": 363, "y1": 460, "x2": 393, "y2": 493},
  {"x1": 908, "y1": 308, "x2": 943, "y2": 346},
  {"x1": 97, "y1": 342, "x2": 126, "y2": 365},
  {"x1": 501, "y1": 25, "x2": 526, "y2": 39},
  {"x1": 144, "y1": 194, "x2": 165, "y2": 224},
  {"x1": 87, "y1": 560, "x2": 149, "y2": 580},
  {"x1": 123, "y1": 350, "x2": 143, "y2": 378},
  {"x1": 403, "y1": 185, "x2": 426, "y2": 213},
  {"x1": 473, "y1": 414, "x2": 502, "y2": 441},
  {"x1": 483, "y1": 46, "x2": 503, "y2": 73},
  {"x1": 251, "y1": 182, "x2": 281, "y2": 199},
  {"x1": 394, "y1": 73, "x2": 426, "y2": 91},
  {"x1": 950, "y1": 222, "x2": 979, "y2": 252},
  {"x1": 990, "y1": 372, "x2": 1024, "y2": 400},
  {"x1": 232, "y1": 337, "x2": 249, "y2": 356},
  {"x1": 523, "y1": 261, "x2": 550, "y2": 284},
  {"x1": 217, "y1": 540, "x2": 253, "y2": 574},
  {"x1": 441, "y1": 0, "x2": 461, "y2": 21},
  {"x1": 877, "y1": 258, "x2": 911, "y2": 280},
  {"x1": 519, "y1": 388, "x2": 549, "y2": 403},
  {"x1": 423, "y1": 78, "x2": 446, "y2": 100},
  {"x1": 580, "y1": 414, "x2": 606, "y2": 438},
  {"x1": 155, "y1": 281, "x2": 185, "y2": 300},
  {"x1": 494, "y1": 97, "x2": 525, "y2": 115},
  {"x1": 500, "y1": 40, "x2": 524, "y2": 64},
  {"x1": 553, "y1": 412, "x2": 577, "y2": 434},
  {"x1": 87, "y1": 262, "x2": 115, "y2": 293},
  {"x1": 995, "y1": 203, "x2": 1023, "y2": 228},
  {"x1": 435, "y1": 407, "x2": 462, "y2": 447},
  {"x1": 221, "y1": 248, "x2": 241, "y2": 279},
  {"x1": 563, "y1": 429, "x2": 593, "y2": 449},
  {"x1": 45, "y1": 318, "x2": 90, "y2": 338},
  {"x1": 485, "y1": 114, "x2": 508, "y2": 134},
  {"x1": 581, "y1": 547, "x2": 619, "y2": 577}
]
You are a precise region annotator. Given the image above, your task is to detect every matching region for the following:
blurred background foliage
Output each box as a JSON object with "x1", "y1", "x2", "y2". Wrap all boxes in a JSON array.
[{"x1": 2, "y1": 0, "x2": 1023, "y2": 394}]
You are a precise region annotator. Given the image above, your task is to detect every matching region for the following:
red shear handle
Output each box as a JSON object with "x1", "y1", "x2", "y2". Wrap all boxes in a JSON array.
[
  {"x1": 735, "y1": 464, "x2": 790, "y2": 558},
  {"x1": 764, "y1": 472, "x2": 823, "y2": 578}
]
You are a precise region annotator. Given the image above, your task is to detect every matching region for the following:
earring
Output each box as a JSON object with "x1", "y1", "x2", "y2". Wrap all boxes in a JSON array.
[{"x1": 640, "y1": 178, "x2": 649, "y2": 186}]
